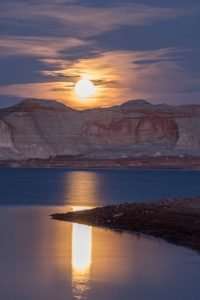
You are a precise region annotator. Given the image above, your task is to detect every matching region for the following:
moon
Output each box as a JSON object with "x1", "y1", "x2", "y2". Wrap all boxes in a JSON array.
[{"x1": 75, "y1": 78, "x2": 96, "y2": 99}]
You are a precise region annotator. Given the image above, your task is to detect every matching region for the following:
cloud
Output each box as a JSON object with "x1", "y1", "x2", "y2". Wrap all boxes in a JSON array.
[
  {"x1": 1, "y1": 48, "x2": 198, "y2": 108},
  {"x1": 0, "y1": 55, "x2": 51, "y2": 85},
  {"x1": 0, "y1": 0, "x2": 199, "y2": 107},
  {"x1": 0, "y1": 1, "x2": 194, "y2": 39},
  {"x1": 0, "y1": 36, "x2": 88, "y2": 58}
]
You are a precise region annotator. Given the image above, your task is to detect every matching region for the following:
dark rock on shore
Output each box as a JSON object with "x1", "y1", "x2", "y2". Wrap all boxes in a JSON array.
[{"x1": 51, "y1": 198, "x2": 200, "y2": 252}]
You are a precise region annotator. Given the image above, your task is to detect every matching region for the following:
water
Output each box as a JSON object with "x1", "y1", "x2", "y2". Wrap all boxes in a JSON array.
[
  {"x1": 0, "y1": 169, "x2": 200, "y2": 300},
  {"x1": 1, "y1": 168, "x2": 200, "y2": 205}
]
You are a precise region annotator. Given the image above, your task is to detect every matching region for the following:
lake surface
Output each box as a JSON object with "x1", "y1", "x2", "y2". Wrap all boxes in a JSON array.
[
  {"x1": 0, "y1": 169, "x2": 200, "y2": 300},
  {"x1": 1, "y1": 168, "x2": 200, "y2": 205}
]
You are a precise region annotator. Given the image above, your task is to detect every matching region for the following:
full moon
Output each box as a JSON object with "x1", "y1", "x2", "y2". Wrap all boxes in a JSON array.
[{"x1": 74, "y1": 78, "x2": 96, "y2": 99}]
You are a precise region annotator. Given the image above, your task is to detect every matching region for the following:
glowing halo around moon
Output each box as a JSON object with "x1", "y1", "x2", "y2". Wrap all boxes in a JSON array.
[{"x1": 74, "y1": 78, "x2": 96, "y2": 100}]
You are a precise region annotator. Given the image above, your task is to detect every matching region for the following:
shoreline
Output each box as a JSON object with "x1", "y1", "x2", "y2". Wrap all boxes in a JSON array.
[
  {"x1": 51, "y1": 198, "x2": 200, "y2": 252},
  {"x1": 1, "y1": 156, "x2": 200, "y2": 169}
]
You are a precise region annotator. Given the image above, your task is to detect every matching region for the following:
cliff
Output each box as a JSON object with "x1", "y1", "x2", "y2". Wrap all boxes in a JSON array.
[{"x1": 0, "y1": 98, "x2": 200, "y2": 161}]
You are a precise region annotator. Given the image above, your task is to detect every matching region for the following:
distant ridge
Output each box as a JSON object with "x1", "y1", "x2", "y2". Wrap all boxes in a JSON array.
[
  {"x1": 120, "y1": 99, "x2": 152, "y2": 109},
  {"x1": 2, "y1": 97, "x2": 200, "y2": 112},
  {"x1": 2, "y1": 98, "x2": 75, "y2": 113}
]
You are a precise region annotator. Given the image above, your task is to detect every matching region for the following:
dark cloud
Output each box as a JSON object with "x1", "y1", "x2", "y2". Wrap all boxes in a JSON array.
[
  {"x1": 93, "y1": 79, "x2": 118, "y2": 88},
  {"x1": 94, "y1": 14, "x2": 200, "y2": 51},
  {"x1": 51, "y1": 87, "x2": 69, "y2": 92},
  {"x1": 0, "y1": 55, "x2": 62, "y2": 85},
  {"x1": 49, "y1": 73, "x2": 79, "y2": 82},
  {"x1": 0, "y1": 56, "x2": 43, "y2": 85},
  {"x1": 59, "y1": 45, "x2": 101, "y2": 61},
  {"x1": 0, "y1": 16, "x2": 67, "y2": 37},
  {"x1": 75, "y1": 0, "x2": 199, "y2": 9},
  {"x1": 0, "y1": 95, "x2": 21, "y2": 108}
]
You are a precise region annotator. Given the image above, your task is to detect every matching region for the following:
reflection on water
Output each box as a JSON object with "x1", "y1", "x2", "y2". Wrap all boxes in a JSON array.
[
  {"x1": 2, "y1": 169, "x2": 200, "y2": 205},
  {"x1": 67, "y1": 173, "x2": 96, "y2": 298},
  {"x1": 0, "y1": 206, "x2": 200, "y2": 300},
  {"x1": 67, "y1": 172, "x2": 97, "y2": 299},
  {"x1": 72, "y1": 224, "x2": 92, "y2": 273},
  {"x1": 67, "y1": 172, "x2": 97, "y2": 298},
  {"x1": 71, "y1": 206, "x2": 92, "y2": 299},
  {"x1": 72, "y1": 223, "x2": 92, "y2": 299},
  {"x1": 67, "y1": 171, "x2": 100, "y2": 206},
  {"x1": 0, "y1": 169, "x2": 200, "y2": 300}
]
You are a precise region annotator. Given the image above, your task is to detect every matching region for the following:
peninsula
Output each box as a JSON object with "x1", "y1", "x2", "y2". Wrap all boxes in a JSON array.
[{"x1": 52, "y1": 198, "x2": 200, "y2": 252}]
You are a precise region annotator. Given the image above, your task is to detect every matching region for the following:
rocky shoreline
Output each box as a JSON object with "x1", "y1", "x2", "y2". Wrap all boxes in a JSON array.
[
  {"x1": 2, "y1": 156, "x2": 200, "y2": 169},
  {"x1": 52, "y1": 198, "x2": 200, "y2": 252}
]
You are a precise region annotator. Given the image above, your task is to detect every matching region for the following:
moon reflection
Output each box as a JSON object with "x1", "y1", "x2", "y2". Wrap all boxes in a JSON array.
[
  {"x1": 71, "y1": 206, "x2": 93, "y2": 299},
  {"x1": 66, "y1": 171, "x2": 100, "y2": 206},
  {"x1": 66, "y1": 172, "x2": 100, "y2": 298},
  {"x1": 72, "y1": 215, "x2": 92, "y2": 273}
]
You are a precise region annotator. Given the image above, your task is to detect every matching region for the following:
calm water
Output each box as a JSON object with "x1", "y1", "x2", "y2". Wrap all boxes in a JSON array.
[
  {"x1": 0, "y1": 169, "x2": 200, "y2": 300},
  {"x1": 1, "y1": 168, "x2": 200, "y2": 205}
]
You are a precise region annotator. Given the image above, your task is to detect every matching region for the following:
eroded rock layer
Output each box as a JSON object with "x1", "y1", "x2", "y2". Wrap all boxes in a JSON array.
[{"x1": 0, "y1": 98, "x2": 200, "y2": 160}]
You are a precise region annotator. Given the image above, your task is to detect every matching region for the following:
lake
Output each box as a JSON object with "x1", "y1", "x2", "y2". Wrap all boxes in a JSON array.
[{"x1": 0, "y1": 169, "x2": 200, "y2": 300}]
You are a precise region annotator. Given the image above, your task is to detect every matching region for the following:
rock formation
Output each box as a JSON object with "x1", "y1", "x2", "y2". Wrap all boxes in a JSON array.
[{"x1": 0, "y1": 98, "x2": 200, "y2": 160}]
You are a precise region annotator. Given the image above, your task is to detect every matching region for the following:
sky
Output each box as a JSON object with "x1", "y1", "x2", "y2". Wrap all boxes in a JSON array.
[{"x1": 0, "y1": 0, "x2": 199, "y2": 109}]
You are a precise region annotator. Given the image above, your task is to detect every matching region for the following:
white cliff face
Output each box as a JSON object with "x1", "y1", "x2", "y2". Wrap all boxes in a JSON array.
[
  {"x1": 0, "y1": 119, "x2": 20, "y2": 160},
  {"x1": 0, "y1": 98, "x2": 200, "y2": 160},
  {"x1": 0, "y1": 120, "x2": 13, "y2": 148},
  {"x1": 176, "y1": 118, "x2": 200, "y2": 150}
]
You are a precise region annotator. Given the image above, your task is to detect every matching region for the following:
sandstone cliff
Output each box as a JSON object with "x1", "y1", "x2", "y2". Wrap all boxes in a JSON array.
[{"x1": 0, "y1": 98, "x2": 200, "y2": 160}]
